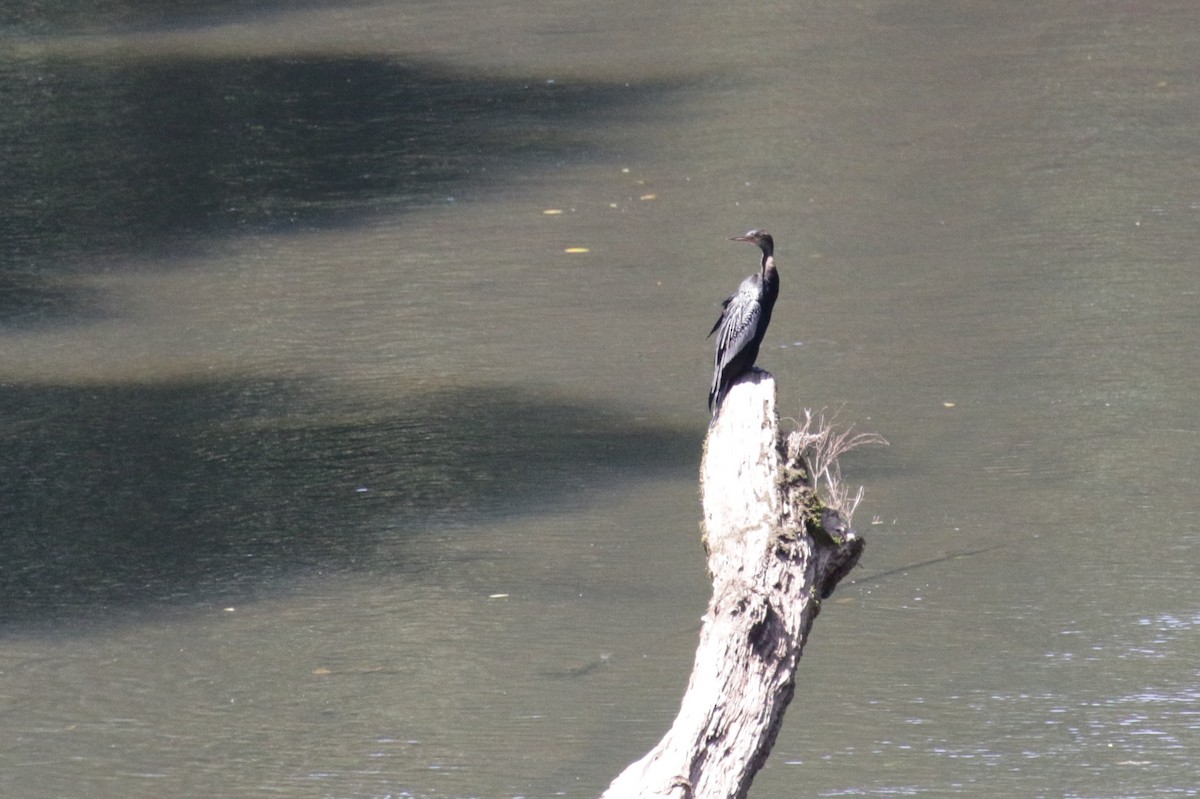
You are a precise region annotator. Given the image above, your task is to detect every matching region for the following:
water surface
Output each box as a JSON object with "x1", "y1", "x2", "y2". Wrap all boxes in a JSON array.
[{"x1": 2, "y1": 1, "x2": 1198, "y2": 797}]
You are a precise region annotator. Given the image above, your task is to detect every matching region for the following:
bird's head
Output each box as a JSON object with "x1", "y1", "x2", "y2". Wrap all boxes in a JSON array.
[{"x1": 729, "y1": 229, "x2": 774, "y2": 256}]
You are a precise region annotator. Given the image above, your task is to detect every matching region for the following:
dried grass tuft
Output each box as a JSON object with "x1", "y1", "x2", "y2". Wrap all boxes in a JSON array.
[{"x1": 783, "y1": 408, "x2": 887, "y2": 520}]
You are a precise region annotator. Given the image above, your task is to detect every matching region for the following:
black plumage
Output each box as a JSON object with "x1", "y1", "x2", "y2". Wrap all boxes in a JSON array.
[{"x1": 708, "y1": 230, "x2": 779, "y2": 416}]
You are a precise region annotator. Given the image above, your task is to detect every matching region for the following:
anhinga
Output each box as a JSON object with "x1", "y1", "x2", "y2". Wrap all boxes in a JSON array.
[{"x1": 708, "y1": 230, "x2": 779, "y2": 417}]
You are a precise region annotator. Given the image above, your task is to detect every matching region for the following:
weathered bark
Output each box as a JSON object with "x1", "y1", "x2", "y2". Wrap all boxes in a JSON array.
[{"x1": 600, "y1": 370, "x2": 864, "y2": 799}]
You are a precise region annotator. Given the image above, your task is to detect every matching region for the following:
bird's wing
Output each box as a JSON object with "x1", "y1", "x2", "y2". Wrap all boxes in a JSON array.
[
  {"x1": 707, "y1": 294, "x2": 735, "y2": 338},
  {"x1": 714, "y1": 291, "x2": 762, "y2": 371}
]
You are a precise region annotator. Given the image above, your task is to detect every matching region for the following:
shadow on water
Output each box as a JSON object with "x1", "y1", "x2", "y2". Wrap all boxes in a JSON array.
[
  {"x1": 0, "y1": 378, "x2": 701, "y2": 630},
  {"x1": 0, "y1": 13, "x2": 696, "y2": 630},
  {"x1": 0, "y1": 52, "x2": 676, "y2": 321},
  {"x1": 4, "y1": 0, "x2": 342, "y2": 33}
]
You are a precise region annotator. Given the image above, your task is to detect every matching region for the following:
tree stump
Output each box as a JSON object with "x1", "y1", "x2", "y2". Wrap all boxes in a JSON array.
[{"x1": 600, "y1": 370, "x2": 866, "y2": 799}]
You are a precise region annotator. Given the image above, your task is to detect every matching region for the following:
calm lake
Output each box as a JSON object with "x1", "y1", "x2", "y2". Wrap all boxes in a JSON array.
[{"x1": 2, "y1": 1, "x2": 1198, "y2": 797}]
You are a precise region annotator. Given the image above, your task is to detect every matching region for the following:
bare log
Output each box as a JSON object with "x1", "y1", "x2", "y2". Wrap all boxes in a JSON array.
[{"x1": 600, "y1": 370, "x2": 867, "y2": 799}]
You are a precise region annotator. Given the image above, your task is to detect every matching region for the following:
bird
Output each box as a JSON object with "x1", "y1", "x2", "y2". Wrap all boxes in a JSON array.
[{"x1": 708, "y1": 229, "x2": 779, "y2": 417}]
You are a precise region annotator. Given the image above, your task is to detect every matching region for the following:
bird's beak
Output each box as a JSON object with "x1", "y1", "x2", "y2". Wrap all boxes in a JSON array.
[{"x1": 728, "y1": 235, "x2": 751, "y2": 242}]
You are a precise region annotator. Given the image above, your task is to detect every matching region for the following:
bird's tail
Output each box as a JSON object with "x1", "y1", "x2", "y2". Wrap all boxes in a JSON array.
[{"x1": 708, "y1": 383, "x2": 722, "y2": 417}]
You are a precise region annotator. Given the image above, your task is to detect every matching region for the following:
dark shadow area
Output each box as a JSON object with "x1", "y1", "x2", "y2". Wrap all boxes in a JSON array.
[
  {"x1": 3, "y1": 0, "x2": 356, "y2": 34},
  {"x1": 0, "y1": 52, "x2": 676, "y2": 323},
  {"x1": 0, "y1": 271, "x2": 110, "y2": 326},
  {"x1": 0, "y1": 12, "x2": 697, "y2": 631},
  {"x1": 0, "y1": 377, "x2": 701, "y2": 630}
]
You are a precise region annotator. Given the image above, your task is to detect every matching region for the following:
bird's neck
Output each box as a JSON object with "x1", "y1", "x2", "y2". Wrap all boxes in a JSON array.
[{"x1": 760, "y1": 254, "x2": 774, "y2": 276}]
